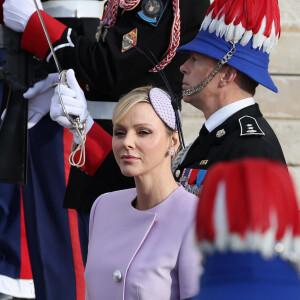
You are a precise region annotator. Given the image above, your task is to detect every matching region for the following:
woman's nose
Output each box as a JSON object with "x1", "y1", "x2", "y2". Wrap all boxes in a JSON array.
[{"x1": 123, "y1": 132, "x2": 134, "y2": 149}]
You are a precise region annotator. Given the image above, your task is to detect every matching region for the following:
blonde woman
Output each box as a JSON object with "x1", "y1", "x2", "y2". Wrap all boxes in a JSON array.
[{"x1": 84, "y1": 86, "x2": 202, "y2": 299}]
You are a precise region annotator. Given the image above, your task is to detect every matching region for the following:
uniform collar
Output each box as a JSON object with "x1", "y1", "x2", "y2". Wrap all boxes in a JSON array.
[
  {"x1": 178, "y1": 104, "x2": 262, "y2": 170},
  {"x1": 205, "y1": 97, "x2": 255, "y2": 132}
]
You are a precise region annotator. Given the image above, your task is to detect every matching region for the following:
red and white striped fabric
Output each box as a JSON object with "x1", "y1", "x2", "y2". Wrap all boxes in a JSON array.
[
  {"x1": 201, "y1": 0, "x2": 281, "y2": 53},
  {"x1": 196, "y1": 158, "x2": 300, "y2": 264}
]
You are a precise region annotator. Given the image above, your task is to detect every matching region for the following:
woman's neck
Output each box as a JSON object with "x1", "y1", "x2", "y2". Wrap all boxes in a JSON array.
[{"x1": 134, "y1": 169, "x2": 179, "y2": 211}]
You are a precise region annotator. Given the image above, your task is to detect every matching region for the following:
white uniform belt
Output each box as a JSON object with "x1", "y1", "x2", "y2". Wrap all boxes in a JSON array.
[
  {"x1": 87, "y1": 101, "x2": 117, "y2": 120},
  {"x1": 43, "y1": 1, "x2": 104, "y2": 19}
]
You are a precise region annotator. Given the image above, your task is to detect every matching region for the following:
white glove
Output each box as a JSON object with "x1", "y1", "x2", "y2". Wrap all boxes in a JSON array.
[
  {"x1": 23, "y1": 73, "x2": 59, "y2": 129},
  {"x1": 50, "y1": 69, "x2": 94, "y2": 144},
  {"x1": 3, "y1": 0, "x2": 43, "y2": 32}
]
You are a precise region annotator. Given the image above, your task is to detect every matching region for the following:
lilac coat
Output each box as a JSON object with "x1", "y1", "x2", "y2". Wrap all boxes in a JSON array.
[{"x1": 84, "y1": 186, "x2": 202, "y2": 300}]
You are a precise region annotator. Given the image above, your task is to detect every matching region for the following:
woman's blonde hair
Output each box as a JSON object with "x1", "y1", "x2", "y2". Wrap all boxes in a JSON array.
[
  {"x1": 112, "y1": 86, "x2": 175, "y2": 136},
  {"x1": 112, "y1": 86, "x2": 152, "y2": 125}
]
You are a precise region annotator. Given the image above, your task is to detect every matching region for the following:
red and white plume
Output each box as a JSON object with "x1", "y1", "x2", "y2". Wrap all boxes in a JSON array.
[
  {"x1": 196, "y1": 158, "x2": 300, "y2": 264},
  {"x1": 201, "y1": 0, "x2": 281, "y2": 53}
]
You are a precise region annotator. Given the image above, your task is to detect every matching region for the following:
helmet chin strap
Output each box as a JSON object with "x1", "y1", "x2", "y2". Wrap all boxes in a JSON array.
[
  {"x1": 182, "y1": 62, "x2": 223, "y2": 96},
  {"x1": 182, "y1": 40, "x2": 237, "y2": 97}
]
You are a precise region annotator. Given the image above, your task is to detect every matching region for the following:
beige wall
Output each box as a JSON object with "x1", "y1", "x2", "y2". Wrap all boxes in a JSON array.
[{"x1": 181, "y1": 0, "x2": 300, "y2": 199}]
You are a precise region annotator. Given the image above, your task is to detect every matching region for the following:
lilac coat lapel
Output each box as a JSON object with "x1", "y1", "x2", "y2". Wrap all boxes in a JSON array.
[{"x1": 85, "y1": 188, "x2": 156, "y2": 299}]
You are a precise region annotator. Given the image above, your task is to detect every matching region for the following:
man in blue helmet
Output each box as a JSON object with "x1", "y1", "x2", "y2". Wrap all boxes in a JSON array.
[{"x1": 172, "y1": 0, "x2": 286, "y2": 194}]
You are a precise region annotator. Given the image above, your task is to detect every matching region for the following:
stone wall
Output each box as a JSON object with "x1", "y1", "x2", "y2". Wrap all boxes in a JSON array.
[{"x1": 181, "y1": 0, "x2": 300, "y2": 199}]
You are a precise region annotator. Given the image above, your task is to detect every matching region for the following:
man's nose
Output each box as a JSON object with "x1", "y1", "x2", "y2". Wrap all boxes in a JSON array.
[{"x1": 180, "y1": 61, "x2": 188, "y2": 74}]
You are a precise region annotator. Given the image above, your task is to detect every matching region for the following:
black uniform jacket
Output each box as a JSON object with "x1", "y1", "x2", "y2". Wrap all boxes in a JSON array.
[
  {"x1": 173, "y1": 104, "x2": 286, "y2": 184},
  {"x1": 41, "y1": 0, "x2": 210, "y2": 211},
  {"x1": 35, "y1": 0, "x2": 211, "y2": 101}
]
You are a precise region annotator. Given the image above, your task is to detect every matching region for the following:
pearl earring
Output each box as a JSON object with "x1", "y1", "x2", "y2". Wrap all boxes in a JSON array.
[{"x1": 168, "y1": 149, "x2": 175, "y2": 156}]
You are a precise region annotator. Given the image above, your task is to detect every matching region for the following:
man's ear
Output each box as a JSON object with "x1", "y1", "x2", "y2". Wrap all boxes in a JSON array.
[{"x1": 219, "y1": 66, "x2": 237, "y2": 87}]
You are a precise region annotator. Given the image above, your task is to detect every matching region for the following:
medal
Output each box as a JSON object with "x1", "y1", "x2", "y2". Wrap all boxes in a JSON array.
[
  {"x1": 137, "y1": 0, "x2": 166, "y2": 27},
  {"x1": 196, "y1": 170, "x2": 207, "y2": 187},
  {"x1": 142, "y1": 0, "x2": 163, "y2": 18},
  {"x1": 179, "y1": 168, "x2": 192, "y2": 188},
  {"x1": 122, "y1": 28, "x2": 138, "y2": 52}
]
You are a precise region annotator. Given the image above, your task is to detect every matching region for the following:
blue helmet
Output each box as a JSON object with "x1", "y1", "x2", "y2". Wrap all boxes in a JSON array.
[{"x1": 178, "y1": 0, "x2": 281, "y2": 93}]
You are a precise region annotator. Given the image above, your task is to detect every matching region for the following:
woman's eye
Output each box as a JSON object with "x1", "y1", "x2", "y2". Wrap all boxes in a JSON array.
[
  {"x1": 113, "y1": 131, "x2": 125, "y2": 136},
  {"x1": 138, "y1": 130, "x2": 151, "y2": 135}
]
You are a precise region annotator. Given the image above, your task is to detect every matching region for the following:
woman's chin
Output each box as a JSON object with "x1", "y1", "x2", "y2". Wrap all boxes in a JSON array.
[{"x1": 120, "y1": 169, "x2": 137, "y2": 177}]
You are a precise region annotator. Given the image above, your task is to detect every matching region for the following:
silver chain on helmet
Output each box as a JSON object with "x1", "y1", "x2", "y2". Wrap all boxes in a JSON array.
[{"x1": 182, "y1": 40, "x2": 237, "y2": 96}]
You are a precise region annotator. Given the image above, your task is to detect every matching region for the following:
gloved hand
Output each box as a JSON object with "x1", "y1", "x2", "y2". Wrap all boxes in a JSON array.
[
  {"x1": 3, "y1": 0, "x2": 43, "y2": 32},
  {"x1": 50, "y1": 69, "x2": 94, "y2": 144},
  {"x1": 23, "y1": 73, "x2": 59, "y2": 129}
]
